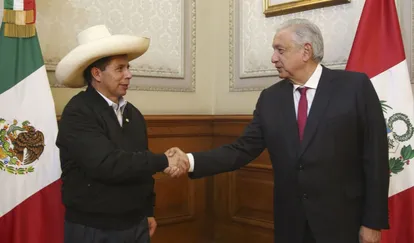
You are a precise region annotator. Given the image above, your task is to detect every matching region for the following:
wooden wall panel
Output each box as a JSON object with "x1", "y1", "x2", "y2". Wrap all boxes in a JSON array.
[
  {"x1": 212, "y1": 116, "x2": 274, "y2": 243},
  {"x1": 153, "y1": 173, "x2": 195, "y2": 224},
  {"x1": 229, "y1": 167, "x2": 274, "y2": 229},
  {"x1": 145, "y1": 115, "x2": 214, "y2": 243}
]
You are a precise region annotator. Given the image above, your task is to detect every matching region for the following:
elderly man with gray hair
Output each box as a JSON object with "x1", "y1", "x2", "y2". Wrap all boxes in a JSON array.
[{"x1": 166, "y1": 18, "x2": 389, "y2": 243}]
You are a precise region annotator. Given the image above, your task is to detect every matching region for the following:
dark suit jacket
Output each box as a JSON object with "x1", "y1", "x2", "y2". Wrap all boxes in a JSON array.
[
  {"x1": 56, "y1": 86, "x2": 168, "y2": 229},
  {"x1": 190, "y1": 67, "x2": 389, "y2": 243}
]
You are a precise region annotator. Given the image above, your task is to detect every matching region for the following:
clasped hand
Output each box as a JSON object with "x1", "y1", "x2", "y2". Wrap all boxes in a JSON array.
[{"x1": 164, "y1": 147, "x2": 189, "y2": 178}]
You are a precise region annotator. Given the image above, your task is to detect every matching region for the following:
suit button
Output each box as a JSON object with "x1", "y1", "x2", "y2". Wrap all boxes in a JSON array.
[
  {"x1": 303, "y1": 193, "x2": 308, "y2": 200},
  {"x1": 299, "y1": 164, "x2": 304, "y2": 170}
]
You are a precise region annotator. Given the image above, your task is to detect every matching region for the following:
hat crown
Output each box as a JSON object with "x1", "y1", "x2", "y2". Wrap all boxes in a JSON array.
[{"x1": 77, "y1": 25, "x2": 112, "y2": 45}]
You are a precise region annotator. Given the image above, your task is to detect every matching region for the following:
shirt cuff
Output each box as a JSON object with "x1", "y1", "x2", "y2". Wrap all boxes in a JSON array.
[{"x1": 187, "y1": 153, "x2": 194, "y2": 172}]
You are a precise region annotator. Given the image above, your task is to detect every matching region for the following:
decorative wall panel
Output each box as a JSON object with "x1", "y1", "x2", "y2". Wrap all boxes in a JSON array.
[
  {"x1": 230, "y1": 0, "x2": 365, "y2": 91},
  {"x1": 35, "y1": 0, "x2": 196, "y2": 91},
  {"x1": 229, "y1": 167, "x2": 274, "y2": 229}
]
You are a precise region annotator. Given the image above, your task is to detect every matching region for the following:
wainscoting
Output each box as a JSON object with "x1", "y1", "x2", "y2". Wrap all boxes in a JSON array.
[
  {"x1": 145, "y1": 115, "x2": 274, "y2": 243},
  {"x1": 146, "y1": 115, "x2": 214, "y2": 243}
]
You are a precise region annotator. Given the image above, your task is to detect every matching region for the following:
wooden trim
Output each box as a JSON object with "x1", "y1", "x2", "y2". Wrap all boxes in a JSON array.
[
  {"x1": 212, "y1": 115, "x2": 253, "y2": 122},
  {"x1": 144, "y1": 115, "x2": 214, "y2": 121},
  {"x1": 57, "y1": 114, "x2": 253, "y2": 121}
]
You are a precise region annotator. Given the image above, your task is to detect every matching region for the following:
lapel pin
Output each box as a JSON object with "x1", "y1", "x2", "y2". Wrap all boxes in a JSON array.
[{"x1": 125, "y1": 118, "x2": 129, "y2": 123}]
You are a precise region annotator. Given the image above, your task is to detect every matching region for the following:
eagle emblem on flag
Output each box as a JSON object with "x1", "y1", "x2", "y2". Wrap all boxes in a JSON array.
[
  {"x1": 382, "y1": 101, "x2": 414, "y2": 176},
  {"x1": 0, "y1": 118, "x2": 45, "y2": 175}
]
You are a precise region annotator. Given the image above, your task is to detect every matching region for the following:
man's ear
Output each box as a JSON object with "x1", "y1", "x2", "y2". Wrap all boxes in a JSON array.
[
  {"x1": 91, "y1": 67, "x2": 102, "y2": 82},
  {"x1": 302, "y1": 43, "x2": 313, "y2": 62}
]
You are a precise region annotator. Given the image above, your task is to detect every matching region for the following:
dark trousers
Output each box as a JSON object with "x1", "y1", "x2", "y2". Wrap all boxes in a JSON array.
[
  {"x1": 64, "y1": 218, "x2": 150, "y2": 243},
  {"x1": 303, "y1": 221, "x2": 316, "y2": 243}
]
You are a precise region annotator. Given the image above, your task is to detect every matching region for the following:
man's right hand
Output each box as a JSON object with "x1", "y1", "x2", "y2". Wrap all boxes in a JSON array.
[{"x1": 164, "y1": 147, "x2": 189, "y2": 178}]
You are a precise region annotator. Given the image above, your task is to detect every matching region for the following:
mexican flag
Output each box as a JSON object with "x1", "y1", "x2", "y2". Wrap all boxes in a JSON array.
[
  {"x1": 0, "y1": 0, "x2": 65, "y2": 242},
  {"x1": 346, "y1": 0, "x2": 414, "y2": 242}
]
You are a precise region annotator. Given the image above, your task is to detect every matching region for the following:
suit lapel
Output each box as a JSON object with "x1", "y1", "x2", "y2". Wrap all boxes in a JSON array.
[
  {"x1": 103, "y1": 106, "x2": 122, "y2": 129},
  {"x1": 121, "y1": 105, "x2": 132, "y2": 131},
  {"x1": 278, "y1": 80, "x2": 301, "y2": 155},
  {"x1": 298, "y1": 67, "x2": 335, "y2": 158}
]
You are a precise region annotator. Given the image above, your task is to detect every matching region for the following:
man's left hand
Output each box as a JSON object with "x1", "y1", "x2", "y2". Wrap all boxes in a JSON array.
[
  {"x1": 359, "y1": 226, "x2": 381, "y2": 243},
  {"x1": 148, "y1": 217, "x2": 157, "y2": 237},
  {"x1": 164, "y1": 147, "x2": 189, "y2": 178}
]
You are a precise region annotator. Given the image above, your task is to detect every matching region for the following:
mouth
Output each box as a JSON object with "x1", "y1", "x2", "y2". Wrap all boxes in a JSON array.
[{"x1": 120, "y1": 84, "x2": 129, "y2": 89}]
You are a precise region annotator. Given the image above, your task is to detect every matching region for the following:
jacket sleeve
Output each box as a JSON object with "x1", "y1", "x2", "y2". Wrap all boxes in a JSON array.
[
  {"x1": 57, "y1": 102, "x2": 169, "y2": 184},
  {"x1": 358, "y1": 74, "x2": 390, "y2": 229},
  {"x1": 142, "y1": 117, "x2": 155, "y2": 217},
  {"x1": 189, "y1": 89, "x2": 267, "y2": 179},
  {"x1": 143, "y1": 192, "x2": 155, "y2": 217}
]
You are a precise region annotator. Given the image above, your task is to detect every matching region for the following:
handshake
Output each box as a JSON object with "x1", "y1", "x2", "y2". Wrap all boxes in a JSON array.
[{"x1": 163, "y1": 147, "x2": 190, "y2": 178}]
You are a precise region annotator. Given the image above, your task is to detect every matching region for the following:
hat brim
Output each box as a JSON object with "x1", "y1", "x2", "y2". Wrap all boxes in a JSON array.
[{"x1": 55, "y1": 35, "x2": 150, "y2": 88}]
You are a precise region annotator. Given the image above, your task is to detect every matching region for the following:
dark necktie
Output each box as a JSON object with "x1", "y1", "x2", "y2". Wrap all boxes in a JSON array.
[{"x1": 297, "y1": 87, "x2": 309, "y2": 142}]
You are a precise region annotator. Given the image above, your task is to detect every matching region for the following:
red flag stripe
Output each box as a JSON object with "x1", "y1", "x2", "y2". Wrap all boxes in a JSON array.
[
  {"x1": 24, "y1": 0, "x2": 36, "y2": 24},
  {"x1": 0, "y1": 179, "x2": 65, "y2": 243},
  {"x1": 345, "y1": 0, "x2": 406, "y2": 79},
  {"x1": 23, "y1": 0, "x2": 35, "y2": 10},
  {"x1": 381, "y1": 187, "x2": 414, "y2": 243}
]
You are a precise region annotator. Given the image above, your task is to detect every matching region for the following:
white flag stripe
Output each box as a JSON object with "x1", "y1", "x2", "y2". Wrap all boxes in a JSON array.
[
  {"x1": 0, "y1": 65, "x2": 61, "y2": 217},
  {"x1": 0, "y1": 0, "x2": 3, "y2": 29},
  {"x1": 371, "y1": 60, "x2": 413, "y2": 117},
  {"x1": 13, "y1": 0, "x2": 24, "y2": 11},
  {"x1": 371, "y1": 60, "x2": 414, "y2": 196}
]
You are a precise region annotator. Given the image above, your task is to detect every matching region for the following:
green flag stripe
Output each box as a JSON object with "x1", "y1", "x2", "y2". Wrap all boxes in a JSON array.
[
  {"x1": 0, "y1": 24, "x2": 44, "y2": 94},
  {"x1": 4, "y1": 0, "x2": 14, "y2": 10}
]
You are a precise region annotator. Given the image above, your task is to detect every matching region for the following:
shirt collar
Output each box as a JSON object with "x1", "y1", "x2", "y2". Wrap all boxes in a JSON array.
[
  {"x1": 96, "y1": 90, "x2": 127, "y2": 112},
  {"x1": 292, "y1": 64, "x2": 322, "y2": 91}
]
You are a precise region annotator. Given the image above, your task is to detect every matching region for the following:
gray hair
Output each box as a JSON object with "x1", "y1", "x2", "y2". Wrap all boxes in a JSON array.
[{"x1": 277, "y1": 18, "x2": 324, "y2": 62}]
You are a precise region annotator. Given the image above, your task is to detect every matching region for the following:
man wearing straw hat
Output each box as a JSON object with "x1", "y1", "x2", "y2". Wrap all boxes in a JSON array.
[{"x1": 55, "y1": 25, "x2": 189, "y2": 243}]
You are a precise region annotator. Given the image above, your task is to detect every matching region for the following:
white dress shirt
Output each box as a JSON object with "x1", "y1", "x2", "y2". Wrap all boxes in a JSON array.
[
  {"x1": 96, "y1": 91, "x2": 127, "y2": 127},
  {"x1": 187, "y1": 64, "x2": 323, "y2": 172},
  {"x1": 292, "y1": 64, "x2": 322, "y2": 117}
]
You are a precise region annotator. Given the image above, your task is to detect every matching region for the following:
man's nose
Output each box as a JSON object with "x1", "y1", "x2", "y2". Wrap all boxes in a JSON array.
[
  {"x1": 125, "y1": 69, "x2": 132, "y2": 79},
  {"x1": 271, "y1": 52, "x2": 279, "y2": 63}
]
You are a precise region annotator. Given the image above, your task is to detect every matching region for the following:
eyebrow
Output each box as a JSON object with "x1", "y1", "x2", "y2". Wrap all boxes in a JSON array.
[{"x1": 116, "y1": 64, "x2": 130, "y2": 68}]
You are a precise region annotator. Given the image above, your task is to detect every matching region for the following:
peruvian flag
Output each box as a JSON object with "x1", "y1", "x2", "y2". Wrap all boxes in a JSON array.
[
  {"x1": 0, "y1": 0, "x2": 65, "y2": 243},
  {"x1": 346, "y1": 0, "x2": 414, "y2": 242}
]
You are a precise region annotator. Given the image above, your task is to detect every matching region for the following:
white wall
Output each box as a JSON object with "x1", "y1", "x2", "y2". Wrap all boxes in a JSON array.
[
  {"x1": 214, "y1": 0, "x2": 414, "y2": 114},
  {"x1": 1, "y1": 0, "x2": 413, "y2": 115},
  {"x1": 36, "y1": 0, "x2": 214, "y2": 115}
]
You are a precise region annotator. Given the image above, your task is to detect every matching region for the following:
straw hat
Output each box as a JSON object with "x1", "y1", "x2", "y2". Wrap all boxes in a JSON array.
[{"x1": 55, "y1": 25, "x2": 150, "y2": 88}]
